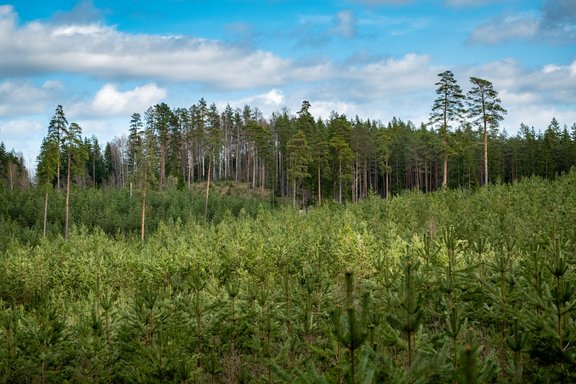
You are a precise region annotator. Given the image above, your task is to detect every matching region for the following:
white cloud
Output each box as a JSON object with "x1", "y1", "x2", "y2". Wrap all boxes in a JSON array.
[
  {"x1": 342, "y1": 53, "x2": 437, "y2": 99},
  {"x1": 310, "y1": 100, "x2": 355, "y2": 119},
  {"x1": 458, "y1": 59, "x2": 576, "y2": 131},
  {"x1": 0, "y1": 6, "x2": 293, "y2": 89},
  {"x1": 218, "y1": 89, "x2": 287, "y2": 118},
  {"x1": 0, "y1": 80, "x2": 61, "y2": 116},
  {"x1": 469, "y1": 0, "x2": 576, "y2": 45},
  {"x1": 90, "y1": 83, "x2": 167, "y2": 116},
  {"x1": 469, "y1": 13, "x2": 539, "y2": 44},
  {"x1": 0, "y1": 119, "x2": 45, "y2": 167},
  {"x1": 334, "y1": 10, "x2": 357, "y2": 38}
]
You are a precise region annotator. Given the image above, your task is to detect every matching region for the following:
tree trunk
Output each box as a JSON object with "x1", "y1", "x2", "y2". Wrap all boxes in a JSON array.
[
  {"x1": 235, "y1": 125, "x2": 240, "y2": 182},
  {"x1": 442, "y1": 146, "x2": 448, "y2": 189},
  {"x1": 160, "y1": 144, "x2": 166, "y2": 188},
  {"x1": 317, "y1": 161, "x2": 322, "y2": 206},
  {"x1": 65, "y1": 152, "x2": 71, "y2": 240},
  {"x1": 260, "y1": 163, "x2": 265, "y2": 197},
  {"x1": 424, "y1": 158, "x2": 429, "y2": 193},
  {"x1": 204, "y1": 158, "x2": 211, "y2": 221},
  {"x1": 338, "y1": 160, "x2": 343, "y2": 204},
  {"x1": 8, "y1": 162, "x2": 15, "y2": 190},
  {"x1": 43, "y1": 190, "x2": 49, "y2": 238},
  {"x1": 252, "y1": 151, "x2": 257, "y2": 189},
  {"x1": 141, "y1": 184, "x2": 146, "y2": 242},
  {"x1": 57, "y1": 156, "x2": 61, "y2": 191},
  {"x1": 292, "y1": 178, "x2": 297, "y2": 208},
  {"x1": 92, "y1": 153, "x2": 96, "y2": 186},
  {"x1": 484, "y1": 122, "x2": 489, "y2": 186}
]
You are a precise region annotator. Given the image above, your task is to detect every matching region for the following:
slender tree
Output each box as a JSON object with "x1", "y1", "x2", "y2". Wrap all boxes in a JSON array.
[
  {"x1": 36, "y1": 137, "x2": 59, "y2": 237},
  {"x1": 467, "y1": 77, "x2": 507, "y2": 185},
  {"x1": 429, "y1": 71, "x2": 465, "y2": 189},
  {"x1": 376, "y1": 129, "x2": 392, "y2": 198},
  {"x1": 47, "y1": 105, "x2": 68, "y2": 189},
  {"x1": 329, "y1": 136, "x2": 354, "y2": 204},
  {"x1": 61, "y1": 122, "x2": 85, "y2": 240},
  {"x1": 135, "y1": 120, "x2": 158, "y2": 242},
  {"x1": 286, "y1": 130, "x2": 312, "y2": 208}
]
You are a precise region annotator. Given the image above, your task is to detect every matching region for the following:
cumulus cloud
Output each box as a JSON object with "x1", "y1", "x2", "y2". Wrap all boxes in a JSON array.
[
  {"x1": 539, "y1": 0, "x2": 576, "y2": 42},
  {"x1": 469, "y1": 13, "x2": 539, "y2": 44},
  {"x1": 0, "y1": 80, "x2": 63, "y2": 116},
  {"x1": 232, "y1": 89, "x2": 285, "y2": 108},
  {"x1": 469, "y1": 0, "x2": 576, "y2": 44},
  {"x1": 91, "y1": 83, "x2": 167, "y2": 115},
  {"x1": 0, "y1": 119, "x2": 45, "y2": 166},
  {"x1": 340, "y1": 53, "x2": 437, "y2": 100},
  {"x1": 0, "y1": 5, "x2": 293, "y2": 89}
]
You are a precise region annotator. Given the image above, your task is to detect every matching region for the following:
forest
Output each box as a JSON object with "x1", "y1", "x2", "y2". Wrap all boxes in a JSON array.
[{"x1": 0, "y1": 72, "x2": 576, "y2": 383}]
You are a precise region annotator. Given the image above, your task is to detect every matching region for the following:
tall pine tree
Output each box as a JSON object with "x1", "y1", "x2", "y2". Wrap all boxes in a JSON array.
[
  {"x1": 467, "y1": 77, "x2": 507, "y2": 185},
  {"x1": 429, "y1": 71, "x2": 465, "y2": 189}
]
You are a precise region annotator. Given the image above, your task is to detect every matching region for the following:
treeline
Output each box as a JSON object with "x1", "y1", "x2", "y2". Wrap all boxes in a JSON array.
[
  {"x1": 35, "y1": 101, "x2": 576, "y2": 203},
  {"x1": 92, "y1": 99, "x2": 576, "y2": 203},
  {"x1": 0, "y1": 143, "x2": 29, "y2": 191},
  {"x1": 6, "y1": 72, "x2": 571, "y2": 206}
]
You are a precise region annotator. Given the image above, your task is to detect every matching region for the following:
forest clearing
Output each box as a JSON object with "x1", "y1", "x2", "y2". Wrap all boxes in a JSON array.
[{"x1": 1, "y1": 171, "x2": 575, "y2": 383}]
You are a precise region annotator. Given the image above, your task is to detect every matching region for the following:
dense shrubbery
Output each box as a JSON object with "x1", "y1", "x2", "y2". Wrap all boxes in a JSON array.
[
  {"x1": 0, "y1": 183, "x2": 271, "y2": 251},
  {"x1": 1, "y1": 172, "x2": 576, "y2": 382}
]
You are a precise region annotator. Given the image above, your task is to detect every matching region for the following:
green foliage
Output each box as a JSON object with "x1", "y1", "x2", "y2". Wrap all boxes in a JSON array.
[{"x1": 0, "y1": 171, "x2": 575, "y2": 382}]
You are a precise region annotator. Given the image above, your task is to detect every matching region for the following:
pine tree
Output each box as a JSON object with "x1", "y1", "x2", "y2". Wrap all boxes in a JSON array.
[
  {"x1": 467, "y1": 77, "x2": 507, "y2": 185},
  {"x1": 429, "y1": 71, "x2": 465, "y2": 189}
]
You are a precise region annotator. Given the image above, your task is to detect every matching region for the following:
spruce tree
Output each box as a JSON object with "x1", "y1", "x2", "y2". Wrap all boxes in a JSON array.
[{"x1": 47, "y1": 105, "x2": 68, "y2": 189}]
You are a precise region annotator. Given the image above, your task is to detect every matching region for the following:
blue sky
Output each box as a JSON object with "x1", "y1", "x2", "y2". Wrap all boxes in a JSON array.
[{"x1": 1, "y1": 0, "x2": 575, "y2": 171}]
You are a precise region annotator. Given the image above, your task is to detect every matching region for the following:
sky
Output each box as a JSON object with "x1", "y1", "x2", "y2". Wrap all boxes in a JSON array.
[{"x1": 0, "y1": 0, "x2": 575, "y2": 171}]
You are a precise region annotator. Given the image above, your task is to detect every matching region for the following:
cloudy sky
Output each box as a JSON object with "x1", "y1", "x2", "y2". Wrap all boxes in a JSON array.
[{"x1": 1, "y1": 0, "x2": 575, "y2": 170}]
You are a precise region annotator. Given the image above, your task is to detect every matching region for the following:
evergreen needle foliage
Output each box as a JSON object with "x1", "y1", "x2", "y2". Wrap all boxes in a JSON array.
[{"x1": 1, "y1": 171, "x2": 576, "y2": 382}]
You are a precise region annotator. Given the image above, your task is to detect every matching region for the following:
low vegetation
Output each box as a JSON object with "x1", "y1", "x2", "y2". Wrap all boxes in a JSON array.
[{"x1": 1, "y1": 171, "x2": 575, "y2": 383}]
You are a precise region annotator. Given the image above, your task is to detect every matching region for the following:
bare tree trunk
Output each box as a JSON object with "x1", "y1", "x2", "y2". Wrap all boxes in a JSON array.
[
  {"x1": 92, "y1": 153, "x2": 96, "y2": 187},
  {"x1": 442, "y1": 147, "x2": 448, "y2": 189},
  {"x1": 261, "y1": 163, "x2": 265, "y2": 197},
  {"x1": 57, "y1": 157, "x2": 60, "y2": 191},
  {"x1": 292, "y1": 178, "x2": 296, "y2": 208},
  {"x1": 65, "y1": 152, "x2": 71, "y2": 240},
  {"x1": 424, "y1": 158, "x2": 429, "y2": 193},
  {"x1": 204, "y1": 159, "x2": 211, "y2": 221},
  {"x1": 279, "y1": 152, "x2": 285, "y2": 197},
  {"x1": 235, "y1": 125, "x2": 240, "y2": 181},
  {"x1": 317, "y1": 162, "x2": 321, "y2": 206},
  {"x1": 141, "y1": 184, "x2": 146, "y2": 242},
  {"x1": 160, "y1": 144, "x2": 166, "y2": 188},
  {"x1": 252, "y1": 151, "x2": 257, "y2": 189},
  {"x1": 484, "y1": 123, "x2": 489, "y2": 186},
  {"x1": 338, "y1": 160, "x2": 343, "y2": 204},
  {"x1": 8, "y1": 162, "x2": 15, "y2": 190},
  {"x1": 43, "y1": 190, "x2": 49, "y2": 238}
]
